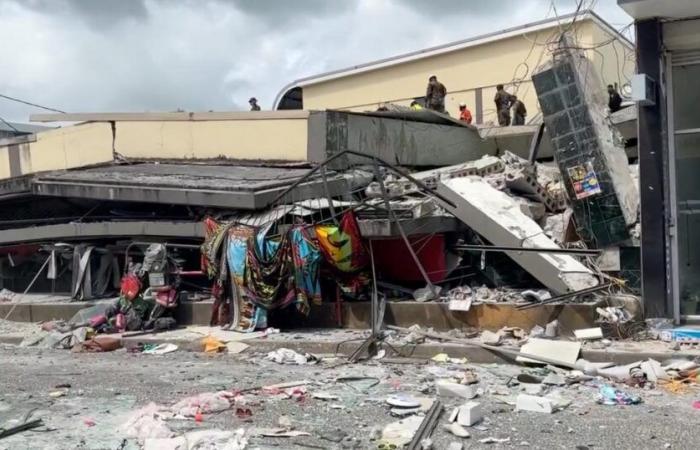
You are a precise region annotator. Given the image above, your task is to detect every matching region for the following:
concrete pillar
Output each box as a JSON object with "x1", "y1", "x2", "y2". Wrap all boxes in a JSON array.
[{"x1": 635, "y1": 19, "x2": 671, "y2": 318}]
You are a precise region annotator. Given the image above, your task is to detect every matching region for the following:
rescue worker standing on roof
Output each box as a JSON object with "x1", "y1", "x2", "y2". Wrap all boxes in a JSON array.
[
  {"x1": 494, "y1": 84, "x2": 515, "y2": 126},
  {"x1": 511, "y1": 95, "x2": 527, "y2": 125},
  {"x1": 249, "y1": 97, "x2": 261, "y2": 111},
  {"x1": 458, "y1": 102, "x2": 472, "y2": 124},
  {"x1": 426, "y1": 75, "x2": 447, "y2": 113},
  {"x1": 607, "y1": 84, "x2": 622, "y2": 113}
]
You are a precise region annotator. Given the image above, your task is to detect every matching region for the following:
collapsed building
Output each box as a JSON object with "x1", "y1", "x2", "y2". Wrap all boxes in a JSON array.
[{"x1": 0, "y1": 21, "x2": 643, "y2": 339}]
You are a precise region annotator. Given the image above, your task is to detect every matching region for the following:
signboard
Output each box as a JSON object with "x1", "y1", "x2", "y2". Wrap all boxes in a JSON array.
[{"x1": 568, "y1": 161, "x2": 602, "y2": 199}]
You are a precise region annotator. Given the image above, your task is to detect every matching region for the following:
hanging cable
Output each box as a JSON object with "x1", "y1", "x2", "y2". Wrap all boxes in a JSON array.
[{"x1": 0, "y1": 93, "x2": 66, "y2": 113}]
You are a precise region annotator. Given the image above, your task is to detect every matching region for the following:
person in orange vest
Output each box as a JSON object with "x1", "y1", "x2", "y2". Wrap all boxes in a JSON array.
[{"x1": 458, "y1": 102, "x2": 473, "y2": 124}]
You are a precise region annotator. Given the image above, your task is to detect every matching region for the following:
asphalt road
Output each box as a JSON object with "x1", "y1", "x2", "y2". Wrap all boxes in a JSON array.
[{"x1": 0, "y1": 345, "x2": 698, "y2": 449}]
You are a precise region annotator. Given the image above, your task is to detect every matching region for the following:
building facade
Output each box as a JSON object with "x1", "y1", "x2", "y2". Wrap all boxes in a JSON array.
[
  {"x1": 275, "y1": 11, "x2": 634, "y2": 124},
  {"x1": 619, "y1": 0, "x2": 700, "y2": 321}
]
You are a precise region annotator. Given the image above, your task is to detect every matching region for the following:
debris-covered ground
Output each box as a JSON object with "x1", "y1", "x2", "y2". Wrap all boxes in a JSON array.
[{"x1": 1, "y1": 343, "x2": 699, "y2": 450}]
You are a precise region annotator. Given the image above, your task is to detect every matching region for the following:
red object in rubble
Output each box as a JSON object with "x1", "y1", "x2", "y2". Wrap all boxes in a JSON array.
[
  {"x1": 371, "y1": 234, "x2": 448, "y2": 283},
  {"x1": 120, "y1": 274, "x2": 141, "y2": 300}
]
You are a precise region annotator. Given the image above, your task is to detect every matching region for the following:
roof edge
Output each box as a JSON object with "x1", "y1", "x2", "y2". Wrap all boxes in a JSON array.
[{"x1": 273, "y1": 9, "x2": 634, "y2": 108}]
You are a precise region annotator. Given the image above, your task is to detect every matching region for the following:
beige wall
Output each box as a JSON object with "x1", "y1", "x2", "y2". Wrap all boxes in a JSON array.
[
  {"x1": 586, "y1": 21, "x2": 636, "y2": 92},
  {"x1": 0, "y1": 122, "x2": 114, "y2": 180},
  {"x1": 301, "y1": 18, "x2": 633, "y2": 124},
  {"x1": 114, "y1": 118, "x2": 308, "y2": 161},
  {"x1": 0, "y1": 146, "x2": 11, "y2": 179}
]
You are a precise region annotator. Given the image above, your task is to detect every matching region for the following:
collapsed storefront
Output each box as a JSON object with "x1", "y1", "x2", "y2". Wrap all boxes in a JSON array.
[{"x1": 0, "y1": 42, "x2": 645, "y2": 341}]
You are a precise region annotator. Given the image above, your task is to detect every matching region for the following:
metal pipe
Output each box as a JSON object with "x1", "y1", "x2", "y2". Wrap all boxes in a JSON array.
[
  {"x1": 454, "y1": 244, "x2": 600, "y2": 255},
  {"x1": 516, "y1": 283, "x2": 612, "y2": 310}
]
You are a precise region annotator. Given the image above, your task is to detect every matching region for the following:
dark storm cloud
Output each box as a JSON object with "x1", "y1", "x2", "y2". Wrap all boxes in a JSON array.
[
  {"x1": 396, "y1": 0, "x2": 523, "y2": 17},
  {"x1": 226, "y1": 0, "x2": 356, "y2": 25},
  {"x1": 10, "y1": 0, "x2": 149, "y2": 27}
]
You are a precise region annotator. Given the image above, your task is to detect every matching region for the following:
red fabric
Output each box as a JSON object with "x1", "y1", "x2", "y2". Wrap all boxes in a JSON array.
[
  {"x1": 371, "y1": 234, "x2": 447, "y2": 283},
  {"x1": 459, "y1": 108, "x2": 472, "y2": 124},
  {"x1": 339, "y1": 212, "x2": 369, "y2": 270}
]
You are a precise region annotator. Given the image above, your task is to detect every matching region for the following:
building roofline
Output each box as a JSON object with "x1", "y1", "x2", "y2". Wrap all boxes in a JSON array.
[{"x1": 273, "y1": 9, "x2": 633, "y2": 109}]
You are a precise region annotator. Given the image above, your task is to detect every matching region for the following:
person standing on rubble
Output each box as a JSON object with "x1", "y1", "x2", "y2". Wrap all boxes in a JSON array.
[
  {"x1": 248, "y1": 97, "x2": 261, "y2": 111},
  {"x1": 607, "y1": 84, "x2": 622, "y2": 113},
  {"x1": 511, "y1": 95, "x2": 527, "y2": 125},
  {"x1": 458, "y1": 102, "x2": 472, "y2": 124},
  {"x1": 494, "y1": 84, "x2": 514, "y2": 126},
  {"x1": 425, "y1": 75, "x2": 447, "y2": 113}
]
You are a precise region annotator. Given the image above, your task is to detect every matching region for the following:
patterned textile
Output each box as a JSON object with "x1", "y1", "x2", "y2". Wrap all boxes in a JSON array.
[
  {"x1": 315, "y1": 212, "x2": 369, "y2": 273},
  {"x1": 203, "y1": 220, "x2": 325, "y2": 331},
  {"x1": 227, "y1": 226, "x2": 260, "y2": 332},
  {"x1": 288, "y1": 227, "x2": 322, "y2": 315}
]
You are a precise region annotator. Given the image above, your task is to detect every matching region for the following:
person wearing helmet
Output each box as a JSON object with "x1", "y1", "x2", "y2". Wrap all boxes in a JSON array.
[
  {"x1": 248, "y1": 97, "x2": 261, "y2": 111},
  {"x1": 458, "y1": 102, "x2": 473, "y2": 124},
  {"x1": 410, "y1": 99, "x2": 423, "y2": 111}
]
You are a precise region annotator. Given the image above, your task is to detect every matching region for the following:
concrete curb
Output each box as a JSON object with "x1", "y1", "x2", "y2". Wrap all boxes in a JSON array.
[{"x1": 3, "y1": 333, "x2": 696, "y2": 366}]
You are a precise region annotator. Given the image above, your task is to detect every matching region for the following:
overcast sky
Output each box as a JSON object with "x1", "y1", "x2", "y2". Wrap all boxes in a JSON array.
[{"x1": 0, "y1": 0, "x2": 632, "y2": 122}]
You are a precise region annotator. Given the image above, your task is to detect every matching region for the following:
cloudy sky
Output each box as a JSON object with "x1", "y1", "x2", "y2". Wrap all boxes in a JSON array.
[{"x1": 0, "y1": 0, "x2": 631, "y2": 122}]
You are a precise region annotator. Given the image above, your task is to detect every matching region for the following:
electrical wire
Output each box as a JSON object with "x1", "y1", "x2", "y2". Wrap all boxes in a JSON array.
[{"x1": 0, "y1": 93, "x2": 66, "y2": 113}]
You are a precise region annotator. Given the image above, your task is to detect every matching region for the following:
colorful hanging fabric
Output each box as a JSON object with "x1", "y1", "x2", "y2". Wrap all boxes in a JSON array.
[
  {"x1": 287, "y1": 226, "x2": 322, "y2": 315},
  {"x1": 227, "y1": 225, "x2": 260, "y2": 332},
  {"x1": 315, "y1": 211, "x2": 369, "y2": 273},
  {"x1": 201, "y1": 217, "x2": 232, "y2": 279},
  {"x1": 242, "y1": 224, "x2": 291, "y2": 311}
]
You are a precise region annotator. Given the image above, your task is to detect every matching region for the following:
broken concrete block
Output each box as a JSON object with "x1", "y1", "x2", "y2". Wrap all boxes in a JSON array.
[
  {"x1": 532, "y1": 47, "x2": 639, "y2": 246},
  {"x1": 543, "y1": 208, "x2": 575, "y2": 244},
  {"x1": 505, "y1": 168, "x2": 559, "y2": 212},
  {"x1": 479, "y1": 330, "x2": 502, "y2": 346},
  {"x1": 574, "y1": 327, "x2": 604, "y2": 340},
  {"x1": 447, "y1": 443, "x2": 464, "y2": 450},
  {"x1": 542, "y1": 373, "x2": 566, "y2": 386},
  {"x1": 457, "y1": 401, "x2": 483, "y2": 426},
  {"x1": 545, "y1": 319, "x2": 559, "y2": 337},
  {"x1": 640, "y1": 359, "x2": 669, "y2": 383},
  {"x1": 404, "y1": 155, "x2": 506, "y2": 192},
  {"x1": 512, "y1": 196, "x2": 546, "y2": 221},
  {"x1": 448, "y1": 407, "x2": 460, "y2": 423},
  {"x1": 437, "y1": 177, "x2": 598, "y2": 294},
  {"x1": 437, "y1": 381, "x2": 477, "y2": 399},
  {"x1": 515, "y1": 394, "x2": 555, "y2": 413},
  {"x1": 517, "y1": 338, "x2": 581, "y2": 367},
  {"x1": 444, "y1": 422, "x2": 470, "y2": 438}
]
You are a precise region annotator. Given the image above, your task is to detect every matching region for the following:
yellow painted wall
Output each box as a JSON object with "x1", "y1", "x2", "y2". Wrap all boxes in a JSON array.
[
  {"x1": 0, "y1": 146, "x2": 10, "y2": 179},
  {"x1": 115, "y1": 118, "x2": 308, "y2": 161},
  {"x1": 0, "y1": 122, "x2": 114, "y2": 180},
  {"x1": 301, "y1": 18, "x2": 633, "y2": 124},
  {"x1": 587, "y1": 21, "x2": 636, "y2": 92}
]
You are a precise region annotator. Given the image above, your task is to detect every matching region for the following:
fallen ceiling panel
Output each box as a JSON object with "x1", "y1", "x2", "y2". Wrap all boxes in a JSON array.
[
  {"x1": 0, "y1": 221, "x2": 204, "y2": 245},
  {"x1": 32, "y1": 163, "x2": 369, "y2": 210}
]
